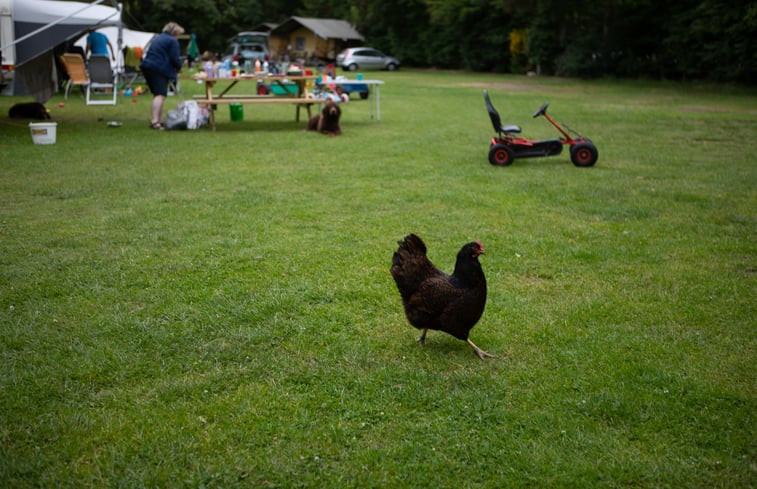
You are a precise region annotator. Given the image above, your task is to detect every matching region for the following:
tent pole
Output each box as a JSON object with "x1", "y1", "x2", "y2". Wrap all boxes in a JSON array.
[{"x1": 116, "y1": 3, "x2": 123, "y2": 76}]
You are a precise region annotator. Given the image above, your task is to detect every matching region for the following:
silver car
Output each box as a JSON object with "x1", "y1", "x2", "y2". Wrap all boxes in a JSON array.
[
  {"x1": 222, "y1": 32, "x2": 270, "y2": 66},
  {"x1": 336, "y1": 47, "x2": 400, "y2": 71}
]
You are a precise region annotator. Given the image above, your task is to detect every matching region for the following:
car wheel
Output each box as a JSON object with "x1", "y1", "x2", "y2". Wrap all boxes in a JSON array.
[
  {"x1": 347, "y1": 63, "x2": 358, "y2": 72},
  {"x1": 570, "y1": 142, "x2": 598, "y2": 167},
  {"x1": 488, "y1": 144, "x2": 515, "y2": 166},
  {"x1": 386, "y1": 63, "x2": 398, "y2": 71}
]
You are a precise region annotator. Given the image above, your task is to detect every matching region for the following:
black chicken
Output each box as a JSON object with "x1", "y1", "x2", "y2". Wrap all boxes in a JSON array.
[{"x1": 390, "y1": 233, "x2": 493, "y2": 359}]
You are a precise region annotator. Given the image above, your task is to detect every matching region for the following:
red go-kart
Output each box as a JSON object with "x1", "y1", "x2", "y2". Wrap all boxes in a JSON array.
[{"x1": 484, "y1": 90, "x2": 598, "y2": 167}]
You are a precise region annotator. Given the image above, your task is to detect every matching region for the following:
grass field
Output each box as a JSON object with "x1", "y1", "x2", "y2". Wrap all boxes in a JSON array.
[{"x1": 1, "y1": 69, "x2": 755, "y2": 488}]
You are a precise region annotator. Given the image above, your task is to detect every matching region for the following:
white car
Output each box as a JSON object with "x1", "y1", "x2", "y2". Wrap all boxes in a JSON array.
[{"x1": 336, "y1": 47, "x2": 399, "y2": 71}]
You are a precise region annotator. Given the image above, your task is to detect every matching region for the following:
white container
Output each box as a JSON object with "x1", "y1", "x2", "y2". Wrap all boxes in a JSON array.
[{"x1": 29, "y1": 122, "x2": 57, "y2": 144}]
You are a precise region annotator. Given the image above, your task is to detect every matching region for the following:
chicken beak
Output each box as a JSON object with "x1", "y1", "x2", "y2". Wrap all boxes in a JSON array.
[{"x1": 475, "y1": 240, "x2": 485, "y2": 257}]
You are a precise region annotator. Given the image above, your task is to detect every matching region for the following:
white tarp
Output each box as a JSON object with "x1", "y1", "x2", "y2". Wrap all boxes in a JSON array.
[{"x1": 10, "y1": 0, "x2": 120, "y2": 67}]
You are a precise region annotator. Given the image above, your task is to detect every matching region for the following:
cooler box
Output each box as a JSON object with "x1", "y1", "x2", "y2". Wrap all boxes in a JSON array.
[{"x1": 271, "y1": 83, "x2": 298, "y2": 95}]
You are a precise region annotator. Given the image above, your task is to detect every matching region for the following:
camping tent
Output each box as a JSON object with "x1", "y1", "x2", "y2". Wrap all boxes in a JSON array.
[{"x1": 0, "y1": 0, "x2": 122, "y2": 100}]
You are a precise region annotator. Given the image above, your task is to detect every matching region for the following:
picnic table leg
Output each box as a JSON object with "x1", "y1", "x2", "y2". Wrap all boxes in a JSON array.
[
  {"x1": 367, "y1": 86, "x2": 375, "y2": 120},
  {"x1": 204, "y1": 81, "x2": 217, "y2": 131},
  {"x1": 295, "y1": 104, "x2": 312, "y2": 122}
]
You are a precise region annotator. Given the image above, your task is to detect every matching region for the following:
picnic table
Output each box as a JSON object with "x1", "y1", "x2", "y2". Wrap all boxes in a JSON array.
[{"x1": 192, "y1": 74, "x2": 319, "y2": 131}]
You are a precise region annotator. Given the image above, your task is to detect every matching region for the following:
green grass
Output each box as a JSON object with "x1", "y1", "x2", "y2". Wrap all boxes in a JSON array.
[{"x1": 1, "y1": 70, "x2": 755, "y2": 488}]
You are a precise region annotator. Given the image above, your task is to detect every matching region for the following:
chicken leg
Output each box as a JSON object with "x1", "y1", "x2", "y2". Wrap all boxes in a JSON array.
[
  {"x1": 467, "y1": 338, "x2": 495, "y2": 360},
  {"x1": 416, "y1": 329, "x2": 428, "y2": 345}
]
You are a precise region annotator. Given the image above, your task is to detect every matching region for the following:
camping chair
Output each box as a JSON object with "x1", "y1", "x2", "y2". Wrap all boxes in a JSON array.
[
  {"x1": 121, "y1": 46, "x2": 145, "y2": 89},
  {"x1": 86, "y1": 54, "x2": 117, "y2": 105},
  {"x1": 59, "y1": 53, "x2": 89, "y2": 100}
]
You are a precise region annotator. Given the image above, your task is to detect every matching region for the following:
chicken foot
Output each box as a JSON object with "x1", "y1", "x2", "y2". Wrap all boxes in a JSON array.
[
  {"x1": 417, "y1": 330, "x2": 494, "y2": 360},
  {"x1": 467, "y1": 338, "x2": 495, "y2": 360}
]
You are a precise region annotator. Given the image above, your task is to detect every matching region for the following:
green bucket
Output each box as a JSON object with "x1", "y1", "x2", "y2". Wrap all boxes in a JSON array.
[{"x1": 229, "y1": 103, "x2": 243, "y2": 121}]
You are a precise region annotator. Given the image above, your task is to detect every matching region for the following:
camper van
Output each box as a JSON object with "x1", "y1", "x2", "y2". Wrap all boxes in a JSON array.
[{"x1": 0, "y1": 0, "x2": 15, "y2": 95}]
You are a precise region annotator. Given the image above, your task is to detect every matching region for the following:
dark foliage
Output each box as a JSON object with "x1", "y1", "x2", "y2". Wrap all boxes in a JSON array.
[{"x1": 120, "y1": 0, "x2": 756, "y2": 82}]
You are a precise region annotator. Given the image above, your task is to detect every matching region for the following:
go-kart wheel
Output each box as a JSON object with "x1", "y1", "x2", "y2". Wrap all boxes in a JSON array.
[
  {"x1": 570, "y1": 142, "x2": 598, "y2": 167},
  {"x1": 488, "y1": 144, "x2": 515, "y2": 166}
]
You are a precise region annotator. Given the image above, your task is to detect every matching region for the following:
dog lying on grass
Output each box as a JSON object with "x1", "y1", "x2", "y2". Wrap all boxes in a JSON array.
[
  {"x1": 9, "y1": 102, "x2": 50, "y2": 120},
  {"x1": 307, "y1": 100, "x2": 341, "y2": 136}
]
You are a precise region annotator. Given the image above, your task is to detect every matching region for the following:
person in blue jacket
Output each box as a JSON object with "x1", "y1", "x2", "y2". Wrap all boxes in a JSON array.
[
  {"x1": 140, "y1": 22, "x2": 184, "y2": 129},
  {"x1": 85, "y1": 29, "x2": 115, "y2": 61}
]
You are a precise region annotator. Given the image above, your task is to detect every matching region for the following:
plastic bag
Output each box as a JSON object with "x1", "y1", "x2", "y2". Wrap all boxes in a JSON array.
[
  {"x1": 178, "y1": 100, "x2": 209, "y2": 129},
  {"x1": 164, "y1": 101, "x2": 209, "y2": 130},
  {"x1": 164, "y1": 109, "x2": 187, "y2": 130}
]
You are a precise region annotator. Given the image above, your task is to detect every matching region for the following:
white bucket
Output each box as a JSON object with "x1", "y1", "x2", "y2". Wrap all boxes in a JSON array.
[{"x1": 29, "y1": 122, "x2": 57, "y2": 144}]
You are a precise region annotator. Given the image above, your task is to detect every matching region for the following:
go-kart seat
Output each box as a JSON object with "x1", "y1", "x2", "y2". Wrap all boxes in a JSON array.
[{"x1": 484, "y1": 90, "x2": 521, "y2": 135}]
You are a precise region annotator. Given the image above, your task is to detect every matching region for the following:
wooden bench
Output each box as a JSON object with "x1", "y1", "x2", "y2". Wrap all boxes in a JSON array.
[{"x1": 192, "y1": 95, "x2": 320, "y2": 131}]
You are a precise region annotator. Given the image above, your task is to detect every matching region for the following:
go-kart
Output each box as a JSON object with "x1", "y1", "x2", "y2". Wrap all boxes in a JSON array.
[{"x1": 484, "y1": 90, "x2": 598, "y2": 167}]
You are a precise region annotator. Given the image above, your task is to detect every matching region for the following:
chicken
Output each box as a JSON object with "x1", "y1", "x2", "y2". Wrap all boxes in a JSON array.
[{"x1": 390, "y1": 233, "x2": 494, "y2": 359}]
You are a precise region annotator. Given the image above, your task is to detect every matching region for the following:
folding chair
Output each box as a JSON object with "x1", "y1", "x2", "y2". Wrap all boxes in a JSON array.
[
  {"x1": 121, "y1": 46, "x2": 145, "y2": 89},
  {"x1": 59, "y1": 53, "x2": 89, "y2": 100},
  {"x1": 168, "y1": 79, "x2": 182, "y2": 97},
  {"x1": 87, "y1": 55, "x2": 118, "y2": 105}
]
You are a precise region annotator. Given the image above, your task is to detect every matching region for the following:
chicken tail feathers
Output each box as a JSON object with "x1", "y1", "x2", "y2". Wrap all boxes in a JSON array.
[
  {"x1": 391, "y1": 234, "x2": 437, "y2": 302},
  {"x1": 392, "y1": 234, "x2": 427, "y2": 270},
  {"x1": 398, "y1": 233, "x2": 427, "y2": 255}
]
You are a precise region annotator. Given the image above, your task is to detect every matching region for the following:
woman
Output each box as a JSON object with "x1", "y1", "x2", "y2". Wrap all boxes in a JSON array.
[{"x1": 140, "y1": 22, "x2": 184, "y2": 129}]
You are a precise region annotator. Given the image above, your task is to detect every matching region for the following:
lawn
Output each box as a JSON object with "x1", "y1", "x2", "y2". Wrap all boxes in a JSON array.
[{"x1": 1, "y1": 70, "x2": 755, "y2": 488}]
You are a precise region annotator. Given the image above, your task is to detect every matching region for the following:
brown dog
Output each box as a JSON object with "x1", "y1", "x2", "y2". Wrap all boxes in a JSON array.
[{"x1": 307, "y1": 100, "x2": 341, "y2": 136}]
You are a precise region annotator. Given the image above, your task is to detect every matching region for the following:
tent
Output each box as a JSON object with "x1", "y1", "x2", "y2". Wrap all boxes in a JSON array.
[{"x1": 0, "y1": 0, "x2": 122, "y2": 101}]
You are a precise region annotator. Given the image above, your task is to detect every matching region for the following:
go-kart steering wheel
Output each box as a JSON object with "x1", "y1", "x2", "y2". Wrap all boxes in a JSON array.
[{"x1": 533, "y1": 102, "x2": 549, "y2": 118}]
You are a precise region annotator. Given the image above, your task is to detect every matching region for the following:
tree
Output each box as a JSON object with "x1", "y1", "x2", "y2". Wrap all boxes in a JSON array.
[
  {"x1": 121, "y1": 0, "x2": 304, "y2": 56},
  {"x1": 664, "y1": 0, "x2": 757, "y2": 82},
  {"x1": 119, "y1": 0, "x2": 757, "y2": 82}
]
